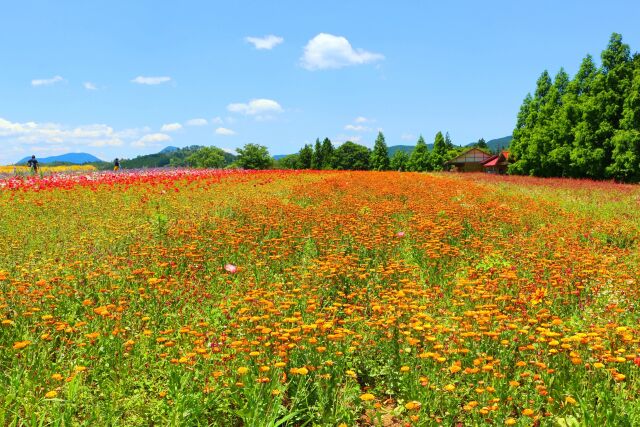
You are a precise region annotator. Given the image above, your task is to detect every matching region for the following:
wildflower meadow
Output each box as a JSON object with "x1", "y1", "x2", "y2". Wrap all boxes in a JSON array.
[{"x1": 1, "y1": 169, "x2": 639, "y2": 426}]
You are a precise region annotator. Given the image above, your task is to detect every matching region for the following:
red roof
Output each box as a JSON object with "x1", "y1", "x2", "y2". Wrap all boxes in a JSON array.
[{"x1": 483, "y1": 156, "x2": 500, "y2": 167}]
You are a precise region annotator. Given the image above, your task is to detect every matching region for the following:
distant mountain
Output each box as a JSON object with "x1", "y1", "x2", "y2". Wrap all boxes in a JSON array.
[
  {"x1": 160, "y1": 146, "x2": 179, "y2": 153},
  {"x1": 121, "y1": 145, "x2": 236, "y2": 169},
  {"x1": 16, "y1": 152, "x2": 103, "y2": 165},
  {"x1": 388, "y1": 144, "x2": 432, "y2": 156},
  {"x1": 273, "y1": 154, "x2": 288, "y2": 160},
  {"x1": 465, "y1": 136, "x2": 512, "y2": 152}
]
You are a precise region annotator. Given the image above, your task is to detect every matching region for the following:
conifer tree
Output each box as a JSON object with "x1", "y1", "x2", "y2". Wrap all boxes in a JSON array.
[
  {"x1": 370, "y1": 131, "x2": 390, "y2": 171},
  {"x1": 407, "y1": 135, "x2": 430, "y2": 171}
]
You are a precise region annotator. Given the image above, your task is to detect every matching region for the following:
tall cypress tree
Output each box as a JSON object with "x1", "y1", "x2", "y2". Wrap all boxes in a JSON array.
[
  {"x1": 370, "y1": 131, "x2": 390, "y2": 171},
  {"x1": 320, "y1": 138, "x2": 335, "y2": 169},
  {"x1": 298, "y1": 144, "x2": 313, "y2": 169},
  {"x1": 407, "y1": 135, "x2": 430, "y2": 171},
  {"x1": 311, "y1": 138, "x2": 323, "y2": 169},
  {"x1": 430, "y1": 131, "x2": 447, "y2": 171}
]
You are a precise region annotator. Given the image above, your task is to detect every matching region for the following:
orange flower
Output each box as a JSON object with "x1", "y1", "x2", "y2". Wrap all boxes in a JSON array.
[{"x1": 13, "y1": 341, "x2": 31, "y2": 350}]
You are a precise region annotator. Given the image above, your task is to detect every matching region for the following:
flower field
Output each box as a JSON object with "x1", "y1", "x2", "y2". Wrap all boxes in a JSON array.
[{"x1": 1, "y1": 169, "x2": 639, "y2": 426}]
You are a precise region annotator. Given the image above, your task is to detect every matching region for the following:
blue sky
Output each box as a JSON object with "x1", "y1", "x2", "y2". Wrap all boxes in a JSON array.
[{"x1": 1, "y1": 0, "x2": 639, "y2": 164}]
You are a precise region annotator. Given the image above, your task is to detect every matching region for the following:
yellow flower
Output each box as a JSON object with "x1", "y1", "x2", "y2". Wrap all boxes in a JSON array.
[
  {"x1": 405, "y1": 401, "x2": 421, "y2": 410},
  {"x1": 44, "y1": 390, "x2": 58, "y2": 398},
  {"x1": 505, "y1": 418, "x2": 517, "y2": 426},
  {"x1": 296, "y1": 367, "x2": 309, "y2": 375},
  {"x1": 443, "y1": 384, "x2": 456, "y2": 392},
  {"x1": 237, "y1": 367, "x2": 249, "y2": 374},
  {"x1": 522, "y1": 408, "x2": 534, "y2": 416},
  {"x1": 360, "y1": 393, "x2": 375, "y2": 401},
  {"x1": 400, "y1": 366, "x2": 410, "y2": 373},
  {"x1": 565, "y1": 396, "x2": 577, "y2": 405},
  {"x1": 593, "y1": 362, "x2": 605, "y2": 369}
]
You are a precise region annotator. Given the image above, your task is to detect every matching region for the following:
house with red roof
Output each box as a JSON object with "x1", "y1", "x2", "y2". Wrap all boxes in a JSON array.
[
  {"x1": 481, "y1": 151, "x2": 510, "y2": 174},
  {"x1": 445, "y1": 147, "x2": 493, "y2": 172}
]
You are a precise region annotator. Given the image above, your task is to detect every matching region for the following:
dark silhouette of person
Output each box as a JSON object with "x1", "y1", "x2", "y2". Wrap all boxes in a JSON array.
[
  {"x1": 114, "y1": 158, "x2": 120, "y2": 172},
  {"x1": 27, "y1": 155, "x2": 39, "y2": 173}
]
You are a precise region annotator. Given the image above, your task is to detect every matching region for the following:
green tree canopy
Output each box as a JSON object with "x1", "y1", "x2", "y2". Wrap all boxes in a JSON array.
[
  {"x1": 390, "y1": 150, "x2": 409, "y2": 171},
  {"x1": 236, "y1": 143, "x2": 273, "y2": 170},
  {"x1": 184, "y1": 146, "x2": 227, "y2": 169},
  {"x1": 333, "y1": 141, "x2": 371, "y2": 170}
]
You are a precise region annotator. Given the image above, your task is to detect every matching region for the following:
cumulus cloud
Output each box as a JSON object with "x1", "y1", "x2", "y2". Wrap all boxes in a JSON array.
[
  {"x1": 131, "y1": 133, "x2": 171, "y2": 147},
  {"x1": 160, "y1": 123, "x2": 182, "y2": 132},
  {"x1": 215, "y1": 127, "x2": 236, "y2": 136},
  {"x1": 83, "y1": 82, "x2": 97, "y2": 90},
  {"x1": 211, "y1": 117, "x2": 224, "y2": 125},
  {"x1": 345, "y1": 124, "x2": 370, "y2": 132},
  {"x1": 186, "y1": 118, "x2": 208, "y2": 126},
  {"x1": 0, "y1": 117, "x2": 142, "y2": 163},
  {"x1": 301, "y1": 33, "x2": 384, "y2": 70},
  {"x1": 227, "y1": 98, "x2": 283, "y2": 118},
  {"x1": 31, "y1": 76, "x2": 65, "y2": 86},
  {"x1": 245, "y1": 35, "x2": 284, "y2": 50},
  {"x1": 355, "y1": 116, "x2": 371, "y2": 123},
  {"x1": 131, "y1": 76, "x2": 171, "y2": 85}
]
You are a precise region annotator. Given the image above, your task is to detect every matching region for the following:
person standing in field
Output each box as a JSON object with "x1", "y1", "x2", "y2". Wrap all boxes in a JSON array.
[
  {"x1": 114, "y1": 158, "x2": 120, "y2": 172},
  {"x1": 27, "y1": 155, "x2": 39, "y2": 174}
]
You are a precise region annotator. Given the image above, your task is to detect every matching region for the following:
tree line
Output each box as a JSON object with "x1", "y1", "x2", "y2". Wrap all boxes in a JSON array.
[
  {"x1": 180, "y1": 132, "x2": 494, "y2": 171},
  {"x1": 277, "y1": 132, "x2": 472, "y2": 172},
  {"x1": 510, "y1": 33, "x2": 640, "y2": 181}
]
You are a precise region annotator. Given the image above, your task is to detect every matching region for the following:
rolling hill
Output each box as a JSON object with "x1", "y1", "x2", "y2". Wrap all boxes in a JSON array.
[{"x1": 16, "y1": 152, "x2": 103, "y2": 165}]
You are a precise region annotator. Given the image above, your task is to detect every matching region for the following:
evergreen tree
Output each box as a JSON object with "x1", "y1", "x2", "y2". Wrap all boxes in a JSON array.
[
  {"x1": 370, "y1": 131, "x2": 390, "y2": 171},
  {"x1": 444, "y1": 132, "x2": 454, "y2": 150},
  {"x1": 430, "y1": 131, "x2": 447, "y2": 171},
  {"x1": 510, "y1": 33, "x2": 640, "y2": 181},
  {"x1": 320, "y1": 138, "x2": 335, "y2": 169},
  {"x1": 298, "y1": 144, "x2": 313, "y2": 169},
  {"x1": 407, "y1": 135, "x2": 430, "y2": 171},
  {"x1": 476, "y1": 138, "x2": 488, "y2": 149},
  {"x1": 311, "y1": 138, "x2": 323, "y2": 169}
]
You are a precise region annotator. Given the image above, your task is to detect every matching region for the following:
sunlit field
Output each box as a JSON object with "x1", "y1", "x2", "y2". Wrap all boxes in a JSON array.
[
  {"x1": 1, "y1": 169, "x2": 639, "y2": 426},
  {"x1": 0, "y1": 165, "x2": 97, "y2": 176}
]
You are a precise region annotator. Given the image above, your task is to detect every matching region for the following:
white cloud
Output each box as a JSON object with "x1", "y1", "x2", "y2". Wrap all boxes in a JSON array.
[
  {"x1": 83, "y1": 82, "x2": 97, "y2": 90},
  {"x1": 0, "y1": 117, "x2": 145, "y2": 164},
  {"x1": 160, "y1": 122, "x2": 182, "y2": 132},
  {"x1": 131, "y1": 76, "x2": 171, "y2": 85},
  {"x1": 211, "y1": 116, "x2": 224, "y2": 125},
  {"x1": 186, "y1": 118, "x2": 208, "y2": 126},
  {"x1": 345, "y1": 124, "x2": 370, "y2": 132},
  {"x1": 227, "y1": 98, "x2": 283, "y2": 117},
  {"x1": 131, "y1": 133, "x2": 171, "y2": 147},
  {"x1": 221, "y1": 147, "x2": 237, "y2": 155},
  {"x1": 401, "y1": 133, "x2": 416, "y2": 141},
  {"x1": 301, "y1": 33, "x2": 384, "y2": 70},
  {"x1": 31, "y1": 76, "x2": 65, "y2": 87},
  {"x1": 245, "y1": 35, "x2": 284, "y2": 50},
  {"x1": 89, "y1": 138, "x2": 124, "y2": 147},
  {"x1": 355, "y1": 116, "x2": 371, "y2": 123},
  {"x1": 215, "y1": 127, "x2": 236, "y2": 136}
]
